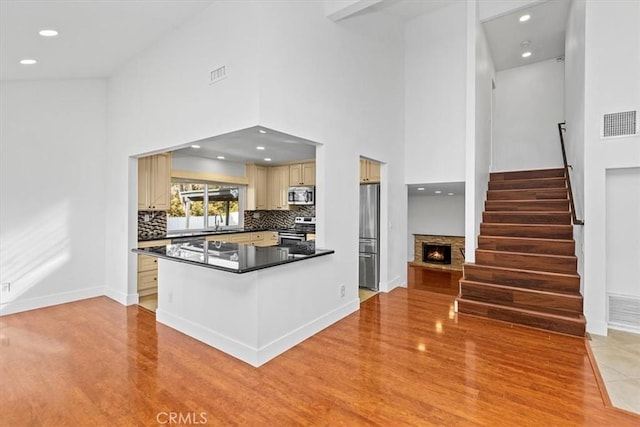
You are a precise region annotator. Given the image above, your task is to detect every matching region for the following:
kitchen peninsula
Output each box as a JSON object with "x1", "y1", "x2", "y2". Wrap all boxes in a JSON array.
[{"x1": 133, "y1": 240, "x2": 346, "y2": 367}]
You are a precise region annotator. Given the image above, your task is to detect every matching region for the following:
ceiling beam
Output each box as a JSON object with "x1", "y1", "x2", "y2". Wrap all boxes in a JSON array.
[{"x1": 324, "y1": 0, "x2": 383, "y2": 22}]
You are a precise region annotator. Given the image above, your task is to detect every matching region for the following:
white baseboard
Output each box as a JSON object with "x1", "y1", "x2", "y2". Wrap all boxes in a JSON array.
[
  {"x1": 105, "y1": 286, "x2": 139, "y2": 306},
  {"x1": 256, "y1": 298, "x2": 360, "y2": 366},
  {"x1": 608, "y1": 323, "x2": 640, "y2": 335},
  {"x1": 586, "y1": 320, "x2": 608, "y2": 336},
  {"x1": 157, "y1": 297, "x2": 360, "y2": 367},
  {"x1": 0, "y1": 286, "x2": 105, "y2": 316}
]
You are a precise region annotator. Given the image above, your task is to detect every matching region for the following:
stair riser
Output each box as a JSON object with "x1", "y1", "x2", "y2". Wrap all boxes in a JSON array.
[
  {"x1": 476, "y1": 251, "x2": 577, "y2": 274},
  {"x1": 485, "y1": 200, "x2": 570, "y2": 212},
  {"x1": 460, "y1": 281, "x2": 583, "y2": 313},
  {"x1": 483, "y1": 212, "x2": 571, "y2": 225},
  {"x1": 457, "y1": 300, "x2": 585, "y2": 336},
  {"x1": 490, "y1": 169, "x2": 565, "y2": 181},
  {"x1": 463, "y1": 265, "x2": 580, "y2": 292},
  {"x1": 480, "y1": 223, "x2": 574, "y2": 239},
  {"x1": 489, "y1": 178, "x2": 566, "y2": 191},
  {"x1": 487, "y1": 188, "x2": 568, "y2": 200},
  {"x1": 478, "y1": 236, "x2": 575, "y2": 256}
]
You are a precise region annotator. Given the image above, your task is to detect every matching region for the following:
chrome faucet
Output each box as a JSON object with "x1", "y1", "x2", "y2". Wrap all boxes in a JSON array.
[{"x1": 214, "y1": 214, "x2": 222, "y2": 231}]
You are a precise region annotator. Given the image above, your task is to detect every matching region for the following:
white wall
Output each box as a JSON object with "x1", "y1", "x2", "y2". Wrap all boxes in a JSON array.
[
  {"x1": 0, "y1": 80, "x2": 107, "y2": 314},
  {"x1": 255, "y1": 1, "x2": 406, "y2": 294},
  {"x1": 106, "y1": 1, "x2": 262, "y2": 304},
  {"x1": 492, "y1": 58, "x2": 565, "y2": 172},
  {"x1": 605, "y1": 168, "x2": 640, "y2": 298},
  {"x1": 564, "y1": 0, "x2": 586, "y2": 290},
  {"x1": 582, "y1": 0, "x2": 640, "y2": 335},
  {"x1": 405, "y1": 2, "x2": 468, "y2": 185},
  {"x1": 467, "y1": 14, "x2": 495, "y2": 262},
  {"x1": 107, "y1": 0, "x2": 406, "y2": 313},
  {"x1": 407, "y1": 194, "x2": 465, "y2": 260}
]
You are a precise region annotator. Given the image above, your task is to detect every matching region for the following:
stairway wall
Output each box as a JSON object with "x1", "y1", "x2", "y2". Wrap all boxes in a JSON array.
[{"x1": 492, "y1": 58, "x2": 565, "y2": 172}]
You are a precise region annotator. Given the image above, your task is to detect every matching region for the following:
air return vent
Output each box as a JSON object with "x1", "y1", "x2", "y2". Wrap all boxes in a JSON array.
[
  {"x1": 608, "y1": 294, "x2": 640, "y2": 329},
  {"x1": 209, "y1": 65, "x2": 226, "y2": 85},
  {"x1": 601, "y1": 110, "x2": 638, "y2": 138}
]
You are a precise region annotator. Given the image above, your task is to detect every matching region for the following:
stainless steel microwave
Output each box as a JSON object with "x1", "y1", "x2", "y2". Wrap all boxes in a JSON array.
[{"x1": 288, "y1": 186, "x2": 315, "y2": 205}]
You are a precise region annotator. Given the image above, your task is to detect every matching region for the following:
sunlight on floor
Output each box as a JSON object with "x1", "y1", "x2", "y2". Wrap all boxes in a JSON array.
[
  {"x1": 589, "y1": 329, "x2": 640, "y2": 414},
  {"x1": 359, "y1": 288, "x2": 378, "y2": 303},
  {"x1": 138, "y1": 294, "x2": 158, "y2": 313}
]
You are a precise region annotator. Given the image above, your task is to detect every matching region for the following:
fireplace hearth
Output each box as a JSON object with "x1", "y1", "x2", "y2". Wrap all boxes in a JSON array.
[{"x1": 423, "y1": 243, "x2": 452, "y2": 265}]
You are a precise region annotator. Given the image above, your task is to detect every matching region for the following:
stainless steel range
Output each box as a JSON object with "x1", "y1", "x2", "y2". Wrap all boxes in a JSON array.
[{"x1": 278, "y1": 217, "x2": 316, "y2": 245}]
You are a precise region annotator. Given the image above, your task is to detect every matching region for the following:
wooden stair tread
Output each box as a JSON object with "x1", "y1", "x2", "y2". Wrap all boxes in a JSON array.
[
  {"x1": 460, "y1": 279, "x2": 582, "y2": 298},
  {"x1": 482, "y1": 222, "x2": 572, "y2": 228},
  {"x1": 490, "y1": 168, "x2": 565, "y2": 181},
  {"x1": 463, "y1": 263, "x2": 580, "y2": 279},
  {"x1": 476, "y1": 249, "x2": 577, "y2": 261},
  {"x1": 457, "y1": 297, "x2": 586, "y2": 322},
  {"x1": 480, "y1": 235, "x2": 574, "y2": 244}
]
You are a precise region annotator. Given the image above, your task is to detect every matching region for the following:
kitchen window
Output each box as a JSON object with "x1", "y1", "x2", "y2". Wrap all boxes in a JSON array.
[{"x1": 168, "y1": 181, "x2": 244, "y2": 231}]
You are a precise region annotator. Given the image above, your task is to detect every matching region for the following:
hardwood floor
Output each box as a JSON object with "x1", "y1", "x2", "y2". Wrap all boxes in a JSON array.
[
  {"x1": 1, "y1": 292, "x2": 638, "y2": 425},
  {"x1": 408, "y1": 264, "x2": 462, "y2": 296}
]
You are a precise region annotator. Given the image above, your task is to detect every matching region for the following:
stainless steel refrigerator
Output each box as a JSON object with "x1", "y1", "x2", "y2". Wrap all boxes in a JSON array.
[{"x1": 359, "y1": 183, "x2": 380, "y2": 291}]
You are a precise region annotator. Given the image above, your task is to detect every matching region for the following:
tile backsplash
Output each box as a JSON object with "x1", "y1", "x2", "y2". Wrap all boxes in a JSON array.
[
  {"x1": 244, "y1": 206, "x2": 315, "y2": 229},
  {"x1": 138, "y1": 211, "x2": 167, "y2": 238}
]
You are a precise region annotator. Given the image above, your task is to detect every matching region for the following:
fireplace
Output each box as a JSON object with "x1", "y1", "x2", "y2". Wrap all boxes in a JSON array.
[{"x1": 423, "y1": 243, "x2": 452, "y2": 265}]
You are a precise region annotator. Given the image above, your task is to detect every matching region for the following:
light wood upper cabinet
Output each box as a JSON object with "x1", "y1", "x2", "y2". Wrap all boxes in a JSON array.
[
  {"x1": 246, "y1": 164, "x2": 268, "y2": 210},
  {"x1": 138, "y1": 153, "x2": 171, "y2": 211},
  {"x1": 360, "y1": 159, "x2": 380, "y2": 184},
  {"x1": 289, "y1": 162, "x2": 316, "y2": 186},
  {"x1": 267, "y1": 165, "x2": 290, "y2": 210}
]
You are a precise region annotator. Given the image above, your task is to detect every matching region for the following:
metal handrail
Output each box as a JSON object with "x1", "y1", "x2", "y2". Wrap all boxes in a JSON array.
[{"x1": 558, "y1": 122, "x2": 584, "y2": 225}]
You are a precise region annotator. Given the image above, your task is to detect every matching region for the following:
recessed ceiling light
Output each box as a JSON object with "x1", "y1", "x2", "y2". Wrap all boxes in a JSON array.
[
  {"x1": 191, "y1": 144, "x2": 200, "y2": 149},
  {"x1": 264, "y1": 158, "x2": 272, "y2": 162},
  {"x1": 19, "y1": 59, "x2": 37, "y2": 65},
  {"x1": 519, "y1": 14, "x2": 530, "y2": 22},
  {"x1": 259, "y1": 129, "x2": 267, "y2": 134},
  {"x1": 283, "y1": 139, "x2": 297, "y2": 144},
  {"x1": 522, "y1": 51, "x2": 532, "y2": 58},
  {"x1": 39, "y1": 29, "x2": 58, "y2": 37},
  {"x1": 520, "y1": 40, "x2": 530, "y2": 48},
  {"x1": 434, "y1": 190, "x2": 442, "y2": 194},
  {"x1": 216, "y1": 156, "x2": 225, "y2": 160},
  {"x1": 417, "y1": 187, "x2": 425, "y2": 191},
  {"x1": 256, "y1": 146, "x2": 265, "y2": 150},
  {"x1": 448, "y1": 192, "x2": 455, "y2": 196}
]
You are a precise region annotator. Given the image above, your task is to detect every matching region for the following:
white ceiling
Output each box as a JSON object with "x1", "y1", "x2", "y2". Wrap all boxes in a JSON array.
[
  {"x1": 407, "y1": 182, "x2": 465, "y2": 197},
  {"x1": 0, "y1": 0, "x2": 214, "y2": 80},
  {"x1": 171, "y1": 126, "x2": 317, "y2": 166},
  {"x1": 0, "y1": 0, "x2": 569, "y2": 166},
  {"x1": 483, "y1": 0, "x2": 571, "y2": 71}
]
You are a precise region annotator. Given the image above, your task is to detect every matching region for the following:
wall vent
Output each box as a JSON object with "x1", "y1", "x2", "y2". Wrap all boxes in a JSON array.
[
  {"x1": 209, "y1": 66, "x2": 227, "y2": 85},
  {"x1": 608, "y1": 294, "x2": 640, "y2": 329},
  {"x1": 601, "y1": 110, "x2": 638, "y2": 138}
]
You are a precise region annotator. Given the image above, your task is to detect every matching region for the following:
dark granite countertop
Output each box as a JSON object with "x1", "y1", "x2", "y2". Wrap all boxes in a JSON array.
[{"x1": 133, "y1": 240, "x2": 333, "y2": 274}]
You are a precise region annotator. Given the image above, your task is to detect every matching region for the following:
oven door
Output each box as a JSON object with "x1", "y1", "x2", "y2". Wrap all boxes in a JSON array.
[{"x1": 278, "y1": 232, "x2": 306, "y2": 246}]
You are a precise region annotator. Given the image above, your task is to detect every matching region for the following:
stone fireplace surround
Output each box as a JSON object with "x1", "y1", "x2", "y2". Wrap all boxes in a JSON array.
[{"x1": 412, "y1": 234, "x2": 465, "y2": 271}]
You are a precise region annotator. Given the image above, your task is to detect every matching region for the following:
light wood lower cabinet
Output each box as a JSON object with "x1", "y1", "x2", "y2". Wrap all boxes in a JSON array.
[{"x1": 137, "y1": 239, "x2": 171, "y2": 296}]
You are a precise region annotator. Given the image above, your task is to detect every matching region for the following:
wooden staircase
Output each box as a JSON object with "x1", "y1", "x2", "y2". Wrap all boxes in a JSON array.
[{"x1": 456, "y1": 168, "x2": 586, "y2": 336}]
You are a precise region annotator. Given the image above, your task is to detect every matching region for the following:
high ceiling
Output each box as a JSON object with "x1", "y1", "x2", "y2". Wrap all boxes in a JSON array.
[
  {"x1": 483, "y1": 0, "x2": 571, "y2": 71},
  {"x1": 0, "y1": 0, "x2": 214, "y2": 80},
  {"x1": 0, "y1": 0, "x2": 569, "y2": 168}
]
